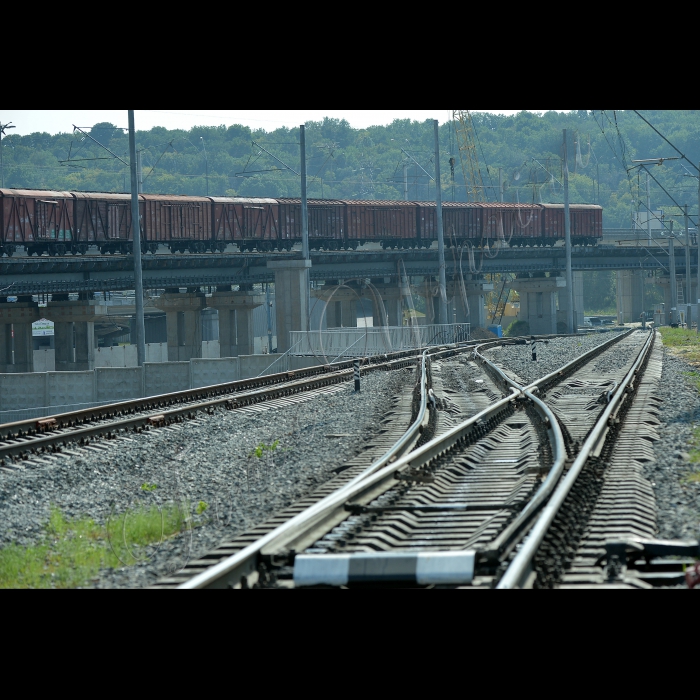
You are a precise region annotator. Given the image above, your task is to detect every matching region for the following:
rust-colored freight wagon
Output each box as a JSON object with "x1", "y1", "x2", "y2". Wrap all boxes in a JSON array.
[
  {"x1": 344, "y1": 200, "x2": 417, "y2": 248},
  {"x1": 570, "y1": 204, "x2": 602, "y2": 244},
  {"x1": 416, "y1": 202, "x2": 482, "y2": 247},
  {"x1": 210, "y1": 198, "x2": 279, "y2": 252},
  {"x1": 277, "y1": 199, "x2": 346, "y2": 250},
  {"x1": 541, "y1": 204, "x2": 602, "y2": 245},
  {"x1": 141, "y1": 195, "x2": 211, "y2": 253},
  {"x1": 0, "y1": 189, "x2": 75, "y2": 256},
  {"x1": 72, "y1": 192, "x2": 147, "y2": 255},
  {"x1": 480, "y1": 203, "x2": 543, "y2": 245}
]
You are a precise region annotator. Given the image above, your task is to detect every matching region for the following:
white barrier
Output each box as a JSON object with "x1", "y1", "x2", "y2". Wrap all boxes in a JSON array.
[{"x1": 289, "y1": 324, "x2": 470, "y2": 358}]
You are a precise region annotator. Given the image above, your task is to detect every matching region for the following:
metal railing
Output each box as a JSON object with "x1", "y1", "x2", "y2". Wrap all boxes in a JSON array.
[{"x1": 289, "y1": 323, "x2": 470, "y2": 357}]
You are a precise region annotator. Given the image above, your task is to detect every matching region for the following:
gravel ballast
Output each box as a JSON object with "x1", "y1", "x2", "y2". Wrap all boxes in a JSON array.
[
  {"x1": 484, "y1": 331, "x2": 700, "y2": 545},
  {"x1": 643, "y1": 350, "x2": 700, "y2": 541},
  {"x1": 482, "y1": 330, "x2": 626, "y2": 385},
  {"x1": 0, "y1": 368, "x2": 412, "y2": 587}
]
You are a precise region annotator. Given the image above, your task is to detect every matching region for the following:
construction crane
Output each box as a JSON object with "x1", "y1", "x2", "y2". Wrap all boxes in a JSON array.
[{"x1": 453, "y1": 110, "x2": 486, "y2": 202}]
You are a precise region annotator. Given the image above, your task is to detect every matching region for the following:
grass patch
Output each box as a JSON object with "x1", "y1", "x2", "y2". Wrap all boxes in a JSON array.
[
  {"x1": 659, "y1": 327, "x2": 700, "y2": 364},
  {"x1": 0, "y1": 502, "x2": 191, "y2": 589}
]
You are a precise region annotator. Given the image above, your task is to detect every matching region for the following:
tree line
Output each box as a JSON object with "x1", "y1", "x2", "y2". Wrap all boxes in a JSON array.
[{"x1": 2, "y1": 111, "x2": 699, "y2": 230}]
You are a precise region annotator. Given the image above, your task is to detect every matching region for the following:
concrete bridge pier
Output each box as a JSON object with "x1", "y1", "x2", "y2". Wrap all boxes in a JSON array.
[
  {"x1": 155, "y1": 291, "x2": 207, "y2": 361},
  {"x1": 207, "y1": 289, "x2": 264, "y2": 357},
  {"x1": 616, "y1": 270, "x2": 645, "y2": 324},
  {"x1": 43, "y1": 296, "x2": 105, "y2": 371},
  {"x1": 312, "y1": 283, "x2": 360, "y2": 329},
  {"x1": 511, "y1": 275, "x2": 565, "y2": 335},
  {"x1": 366, "y1": 282, "x2": 403, "y2": 327},
  {"x1": 268, "y1": 259, "x2": 311, "y2": 353},
  {"x1": 0, "y1": 298, "x2": 40, "y2": 373},
  {"x1": 447, "y1": 279, "x2": 494, "y2": 328},
  {"x1": 557, "y1": 271, "x2": 585, "y2": 330}
]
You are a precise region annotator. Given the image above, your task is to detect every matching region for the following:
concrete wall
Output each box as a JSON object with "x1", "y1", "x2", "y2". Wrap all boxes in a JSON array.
[
  {"x1": 190, "y1": 357, "x2": 239, "y2": 389},
  {"x1": 144, "y1": 362, "x2": 190, "y2": 397},
  {"x1": 96, "y1": 367, "x2": 143, "y2": 403},
  {"x1": 239, "y1": 354, "x2": 284, "y2": 377},
  {"x1": 290, "y1": 356, "x2": 324, "y2": 370},
  {"x1": 48, "y1": 371, "x2": 95, "y2": 407},
  {"x1": 201, "y1": 340, "x2": 220, "y2": 359},
  {"x1": 0, "y1": 372, "x2": 48, "y2": 410},
  {"x1": 0, "y1": 353, "x2": 331, "y2": 419}
]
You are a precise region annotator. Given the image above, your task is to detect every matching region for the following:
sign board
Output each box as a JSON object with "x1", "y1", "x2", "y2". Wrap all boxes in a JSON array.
[{"x1": 32, "y1": 319, "x2": 54, "y2": 337}]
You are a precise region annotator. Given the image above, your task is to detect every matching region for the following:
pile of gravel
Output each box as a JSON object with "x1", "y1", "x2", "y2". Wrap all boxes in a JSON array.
[
  {"x1": 0, "y1": 368, "x2": 412, "y2": 588},
  {"x1": 483, "y1": 331, "x2": 626, "y2": 385},
  {"x1": 643, "y1": 350, "x2": 700, "y2": 541}
]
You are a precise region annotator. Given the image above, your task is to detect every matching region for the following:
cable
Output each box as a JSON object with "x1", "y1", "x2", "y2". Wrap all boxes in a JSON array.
[{"x1": 632, "y1": 110, "x2": 700, "y2": 172}]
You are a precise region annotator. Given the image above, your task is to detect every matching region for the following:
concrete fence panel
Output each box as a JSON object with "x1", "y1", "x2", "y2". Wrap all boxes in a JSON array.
[
  {"x1": 145, "y1": 343, "x2": 168, "y2": 363},
  {"x1": 0, "y1": 372, "x2": 47, "y2": 411},
  {"x1": 239, "y1": 354, "x2": 285, "y2": 379},
  {"x1": 96, "y1": 367, "x2": 143, "y2": 403},
  {"x1": 201, "y1": 340, "x2": 220, "y2": 359},
  {"x1": 48, "y1": 371, "x2": 95, "y2": 407},
  {"x1": 190, "y1": 358, "x2": 240, "y2": 389},
  {"x1": 289, "y1": 356, "x2": 325, "y2": 371},
  {"x1": 144, "y1": 362, "x2": 190, "y2": 397}
]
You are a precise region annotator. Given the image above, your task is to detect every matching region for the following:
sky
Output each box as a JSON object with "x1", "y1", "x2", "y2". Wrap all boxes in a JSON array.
[{"x1": 0, "y1": 110, "x2": 565, "y2": 136}]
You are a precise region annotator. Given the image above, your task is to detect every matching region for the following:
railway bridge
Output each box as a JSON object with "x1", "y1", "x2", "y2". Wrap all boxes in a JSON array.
[{"x1": 0, "y1": 230, "x2": 693, "y2": 373}]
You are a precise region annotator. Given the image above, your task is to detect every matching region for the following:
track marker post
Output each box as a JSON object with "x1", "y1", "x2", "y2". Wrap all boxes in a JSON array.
[{"x1": 354, "y1": 360, "x2": 360, "y2": 391}]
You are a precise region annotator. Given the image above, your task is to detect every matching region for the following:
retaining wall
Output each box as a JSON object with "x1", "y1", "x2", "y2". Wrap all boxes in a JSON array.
[
  {"x1": 96, "y1": 367, "x2": 143, "y2": 403},
  {"x1": 190, "y1": 358, "x2": 239, "y2": 389},
  {"x1": 0, "y1": 353, "x2": 331, "y2": 420},
  {"x1": 144, "y1": 362, "x2": 190, "y2": 397}
]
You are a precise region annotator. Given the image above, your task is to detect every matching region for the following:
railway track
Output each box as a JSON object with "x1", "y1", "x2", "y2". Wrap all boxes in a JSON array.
[
  {"x1": 0, "y1": 351, "x2": 422, "y2": 470},
  {"x1": 0, "y1": 333, "x2": 586, "y2": 471},
  {"x1": 144, "y1": 326, "x2": 680, "y2": 589}
]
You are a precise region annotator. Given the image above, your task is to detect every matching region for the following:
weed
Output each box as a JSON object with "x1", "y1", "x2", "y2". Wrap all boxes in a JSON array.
[
  {"x1": 196, "y1": 501, "x2": 208, "y2": 516},
  {"x1": 140, "y1": 483, "x2": 157, "y2": 492},
  {"x1": 249, "y1": 440, "x2": 280, "y2": 459}
]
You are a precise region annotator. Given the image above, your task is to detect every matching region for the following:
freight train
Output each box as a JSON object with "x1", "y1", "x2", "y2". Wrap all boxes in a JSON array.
[{"x1": 0, "y1": 188, "x2": 602, "y2": 256}]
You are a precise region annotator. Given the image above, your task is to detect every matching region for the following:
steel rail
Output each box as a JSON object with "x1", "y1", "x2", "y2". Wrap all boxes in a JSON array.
[
  {"x1": 474, "y1": 328, "x2": 632, "y2": 397},
  {"x1": 180, "y1": 350, "x2": 439, "y2": 588},
  {"x1": 176, "y1": 331, "x2": 629, "y2": 588},
  {"x1": 179, "y1": 348, "x2": 530, "y2": 589},
  {"x1": 497, "y1": 329, "x2": 656, "y2": 589},
  {"x1": 0, "y1": 349, "x2": 430, "y2": 441},
  {"x1": 0, "y1": 356, "x2": 428, "y2": 464},
  {"x1": 471, "y1": 328, "x2": 632, "y2": 563}
]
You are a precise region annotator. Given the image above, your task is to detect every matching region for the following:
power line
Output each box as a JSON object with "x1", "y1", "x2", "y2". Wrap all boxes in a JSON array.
[{"x1": 632, "y1": 110, "x2": 700, "y2": 173}]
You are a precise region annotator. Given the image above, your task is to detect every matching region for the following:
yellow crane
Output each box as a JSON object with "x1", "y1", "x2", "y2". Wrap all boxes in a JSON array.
[{"x1": 453, "y1": 110, "x2": 486, "y2": 202}]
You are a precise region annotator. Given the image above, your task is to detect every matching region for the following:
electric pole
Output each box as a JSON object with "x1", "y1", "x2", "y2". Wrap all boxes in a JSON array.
[
  {"x1": 669, "y1": 220, "x2": 677, "y2": 325},
  {"x1": 686, "y1": 204, "x2": 692, "y2": 323},
  {"x1": 498, "y1": 167, "x2": 504, "y2": 202},
  {"x1": 0, "y1": 121, "x2": 16, "y2": 188},
  {"x1": 646, "y1": 170, "x2": 652, "y2": 246},
  {"x1": 136, "y1": 150, "x2": 143, "y2": 193},
  {"x1": 434, "y1": 120, "x2": 447, "y2": 325},
  {"x1": 563, "y1": 129, "x2": 574, "y2": 334},
  {"x1": 128, "y1": 110, "x2": 146, "y2": 367},
  {"x1": 300, "y1": 124, "x2": 309, "y2": 260},
  {"x1": 200, "y1": 137, "x2": 209, "y2": 196},
  {"x1": 404, "y1": 163, "x2": 409, "y2": 201}
]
